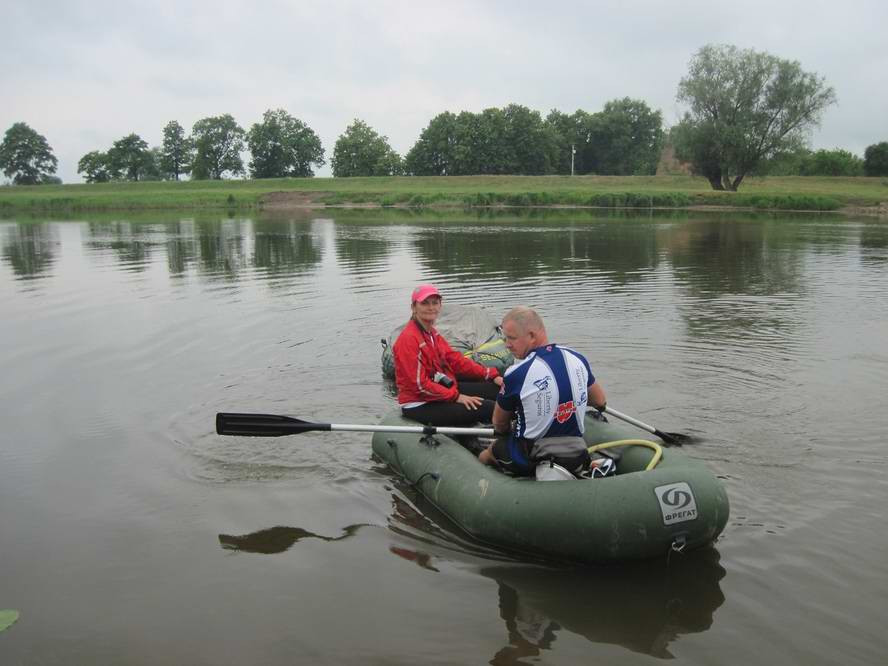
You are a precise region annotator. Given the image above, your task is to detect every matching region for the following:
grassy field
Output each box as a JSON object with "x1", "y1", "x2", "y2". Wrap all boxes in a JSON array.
[{"x1": 1, "y1": 174, "x2": 886, "y2": 213}]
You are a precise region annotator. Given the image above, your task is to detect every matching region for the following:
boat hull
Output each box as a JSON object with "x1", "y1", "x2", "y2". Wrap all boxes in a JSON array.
[{"x1": 371, "y1": 411, "x2": 729, "y2": 563}]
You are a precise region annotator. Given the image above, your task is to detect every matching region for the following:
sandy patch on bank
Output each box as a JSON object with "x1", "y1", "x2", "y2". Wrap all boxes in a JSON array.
[{"x1": 260, "y1": 191, "x2": 327, "y2": 209}]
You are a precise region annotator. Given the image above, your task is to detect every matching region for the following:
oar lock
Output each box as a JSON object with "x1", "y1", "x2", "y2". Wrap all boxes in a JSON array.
[
  {"x1": 670, "y1": 534, "x2": 687, "y2": 553},
  {"x1": 420, "y1": 434, "x2": 441, "y2": 447}
]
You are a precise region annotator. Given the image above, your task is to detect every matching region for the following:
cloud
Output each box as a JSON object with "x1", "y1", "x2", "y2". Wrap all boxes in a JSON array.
[{"x1": 3, "y1": 0, "x2": 886, "y2": 182}]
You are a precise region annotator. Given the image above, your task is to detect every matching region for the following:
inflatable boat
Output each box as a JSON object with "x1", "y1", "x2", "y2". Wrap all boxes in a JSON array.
[{"x1": 371, "y1": 410, "x2": 729, "y2": 564}]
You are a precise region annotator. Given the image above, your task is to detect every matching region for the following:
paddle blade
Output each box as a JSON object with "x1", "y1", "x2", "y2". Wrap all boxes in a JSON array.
[
  {"x1": 655, "y1": 429, "x2": 693, "y2": 446},
  {"x1": 216, "y1": 413, "x2": 330, "y2": 437}
]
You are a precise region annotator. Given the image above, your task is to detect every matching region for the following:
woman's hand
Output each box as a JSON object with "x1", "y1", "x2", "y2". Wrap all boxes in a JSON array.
[
  {"x1": 455, "y1": 394, "x2": 484, "y2": 410},
  {"x1": 493, "y1": 376, "x2": 504, "y2": 388}
]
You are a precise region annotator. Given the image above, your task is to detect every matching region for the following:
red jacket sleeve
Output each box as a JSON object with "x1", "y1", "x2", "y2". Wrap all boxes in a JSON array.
[{"x1": 393, "y1": 327, "x2": 459, "y2": 403}]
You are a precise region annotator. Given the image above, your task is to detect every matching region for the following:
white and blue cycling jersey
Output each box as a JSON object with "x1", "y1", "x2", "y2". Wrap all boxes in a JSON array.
[{"x1": 496, "y1": 344, "x2": 596, "y2": 441}]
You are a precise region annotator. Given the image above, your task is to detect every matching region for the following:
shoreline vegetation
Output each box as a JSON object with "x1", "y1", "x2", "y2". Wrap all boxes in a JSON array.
[{"x1": 1, "y1": 175, "x2": 886, "y2": 216}]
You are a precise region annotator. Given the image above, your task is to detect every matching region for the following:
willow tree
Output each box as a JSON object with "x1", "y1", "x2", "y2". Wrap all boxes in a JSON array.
[{"x1": 674, "y1": 44, "x2": 836, "y2": 191}]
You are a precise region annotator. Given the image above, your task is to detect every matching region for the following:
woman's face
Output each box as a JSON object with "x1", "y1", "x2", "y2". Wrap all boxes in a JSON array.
[{"x1": 412, "y1": 295, "x2": 442, "y2": 327}]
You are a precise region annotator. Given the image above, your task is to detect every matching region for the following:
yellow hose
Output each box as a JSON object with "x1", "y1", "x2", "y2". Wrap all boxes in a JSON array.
[{"x1": 587, "y1": 439, "x2": 663, "y2": 471}]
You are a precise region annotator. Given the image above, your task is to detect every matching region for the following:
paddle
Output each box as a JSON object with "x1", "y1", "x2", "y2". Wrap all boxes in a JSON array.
[
  {"x1": 602, "y1": 406, "x2": 691, "y2": 446},
  {"x1": 216, "y1": 412, "x2": 495, "y2": 438}
]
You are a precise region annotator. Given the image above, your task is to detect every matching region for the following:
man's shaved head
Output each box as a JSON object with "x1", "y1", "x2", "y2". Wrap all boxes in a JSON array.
[{"x1": 502, "y1": 306, "x2": 546, "y2": 335}]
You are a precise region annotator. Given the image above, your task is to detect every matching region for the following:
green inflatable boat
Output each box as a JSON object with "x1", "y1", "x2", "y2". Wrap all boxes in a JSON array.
[{"x1": 371, "y1": 410, "x2": 729, "y2": 564}]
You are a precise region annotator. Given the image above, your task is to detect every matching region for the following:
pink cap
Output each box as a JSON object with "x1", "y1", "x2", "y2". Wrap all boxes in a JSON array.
[{"x1": 411, "y1": 284, "x2": 441, "y2": 303}]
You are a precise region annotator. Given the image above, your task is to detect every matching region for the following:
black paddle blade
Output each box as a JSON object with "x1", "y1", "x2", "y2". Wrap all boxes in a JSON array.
[
  {"x1": 216, "y1": 413, "x2": 330, "y2": 437},
  {"x1": 654, "y1": 429, "x2": 693, "y2": 446}
]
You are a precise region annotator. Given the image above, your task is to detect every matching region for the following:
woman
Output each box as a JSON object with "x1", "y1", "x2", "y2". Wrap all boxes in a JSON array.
[{"x1": 393, "y1": 284, "x2": 503, "y2": 426}]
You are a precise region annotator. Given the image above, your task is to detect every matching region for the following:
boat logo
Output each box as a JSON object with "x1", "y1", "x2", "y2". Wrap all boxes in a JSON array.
[
  {"x1": 555, "y1": 400, "x2": 575, "y2": 423},
  {"x1": 654, "y1": 482, "x2": 698, "y2": 525},
  {"x1": 533, "y1": 376, "x2": 551, "y2": 391}
]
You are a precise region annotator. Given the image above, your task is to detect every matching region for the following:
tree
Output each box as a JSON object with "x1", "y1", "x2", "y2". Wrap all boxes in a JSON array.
[
  {"x1": 588, "y1": 98, "x2": 664, "y2": 175},
  {"x1": 107, "y1": 133, "x2": 153, "y2": 181},
  {"x1": 77, "y1": 150, "x2": 112, "y2": 183},
  {"x1": 142, "y1": 147, "x2": 164, "y2": 181},
  {"x1": 799, "y1": 148, "x2": 864, "y2": 176},
  {"x1": 160, "y1": 121, "x2": 193, "y2": 181},
  {"x1": 404, "y1": 111, "x2": 461, "y2": 175},
  {"x1": 501, "y1": 104, "x2": 560, "y2": 175},
  {"x1": 191, "y1": 114, "x2": 246, "y2": 180},
  {"x1": 406, "y1": 105, "x2": 561, "y2": 176},
  {"x1": 247, "y1": 109, "x2": 325, "y2": 178},
  {"x1": 0, "y1": 122, "x2": 59, "y2": 185},
  {"x1": 864, "y1": 142, "x2": 888, "y2": 176},
  {"x1": 757, "y1": 145, "x2": 812, "y2": 176},
  {"x1": 674, "y1": 44, "x2": 837, "y2": 191},
  {"x1": 545, "y1": 103, "x2": 663, "y2": 176},
  {"x1": 331, "y1": 119, "x2": 402, "y2": 177}
]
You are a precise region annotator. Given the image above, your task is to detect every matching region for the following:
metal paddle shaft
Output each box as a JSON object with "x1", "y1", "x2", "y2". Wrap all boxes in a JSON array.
[
  {"x1": 603, "y1": 406, "x2": 690, "y2": 446},
  {"x1": 216, "y1": 413, "x2": 494, "y2": 438}
]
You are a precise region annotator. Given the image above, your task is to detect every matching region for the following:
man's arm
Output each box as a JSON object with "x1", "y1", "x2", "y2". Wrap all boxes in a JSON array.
[
  {"x1": 492, "y1": 403, "x2": 512, "y2": 434},
  {"x1": 588, "y1": 382, "x2": 607, "y2": 411}
]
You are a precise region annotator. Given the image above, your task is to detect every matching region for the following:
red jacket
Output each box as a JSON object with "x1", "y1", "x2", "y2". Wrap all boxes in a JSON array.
[{"x1": 394, "y1": 318, "x2": 500, "y2": 405}]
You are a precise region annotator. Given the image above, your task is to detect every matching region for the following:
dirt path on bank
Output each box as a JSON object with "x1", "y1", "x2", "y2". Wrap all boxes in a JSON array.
[{"x1": 260, "y1": 191, "x2": 327, "y2": 208}]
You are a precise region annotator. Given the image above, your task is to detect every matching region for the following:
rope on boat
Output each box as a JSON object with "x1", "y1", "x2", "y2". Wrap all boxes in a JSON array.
[{"x1": 587, "y1": 439, "x2": 663, "y2": 471}]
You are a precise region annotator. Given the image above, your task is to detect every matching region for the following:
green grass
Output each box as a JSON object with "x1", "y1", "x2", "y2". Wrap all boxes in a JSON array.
[{"x1": 1, "y1": 175, "x2": 885, "y2": 213}]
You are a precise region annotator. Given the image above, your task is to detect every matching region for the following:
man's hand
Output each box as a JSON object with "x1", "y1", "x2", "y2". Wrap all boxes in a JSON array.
[{"x1": 456, "y1": 394, "x2": 484, "y2": 410}]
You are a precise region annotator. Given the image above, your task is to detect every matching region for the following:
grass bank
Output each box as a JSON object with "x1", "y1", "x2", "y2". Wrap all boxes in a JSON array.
[{"x1": 1, "y1": 175, "x2": 886, "y2": 214}]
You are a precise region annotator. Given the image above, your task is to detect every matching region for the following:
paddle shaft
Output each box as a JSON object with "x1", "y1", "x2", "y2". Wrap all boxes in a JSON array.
[
  {"x1": 331, "y1": 423, "x2": 494, "y2": 436},
  {"x1": 603, "y1": 406, "x2": 682, "y2": 444},
  {"x1": 216, "y1": 412, "x2": 494, "y2": 438}
]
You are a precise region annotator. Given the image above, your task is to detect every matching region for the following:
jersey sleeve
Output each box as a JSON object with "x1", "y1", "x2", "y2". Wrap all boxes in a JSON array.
[{"x1": 496, "y1": 373, "x2": 520, "y2": 412}]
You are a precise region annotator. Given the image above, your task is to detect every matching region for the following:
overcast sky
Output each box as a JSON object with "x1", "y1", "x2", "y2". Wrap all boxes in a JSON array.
[{"x1": 4, "y1": 0, "x2": 887, "y2": 183}]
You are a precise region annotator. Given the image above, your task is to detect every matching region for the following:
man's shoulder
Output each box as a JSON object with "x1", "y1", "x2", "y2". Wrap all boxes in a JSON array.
[
  {"x1": 503, "y1": 352, "x2": 536, "y2": 379},
  {"x1": 555, "y1": 344, "x2": 589, "y2": 361}
]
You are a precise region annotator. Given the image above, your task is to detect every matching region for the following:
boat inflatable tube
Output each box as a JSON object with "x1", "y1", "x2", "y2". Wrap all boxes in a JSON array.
[{"x1": 372, "y1": 410, "x2": 729, "y2": 564}]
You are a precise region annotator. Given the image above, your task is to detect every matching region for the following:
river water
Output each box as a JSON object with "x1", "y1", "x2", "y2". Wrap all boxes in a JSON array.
[{"x1": 1, "y1": 209, "x2": 886, "y2": 664}]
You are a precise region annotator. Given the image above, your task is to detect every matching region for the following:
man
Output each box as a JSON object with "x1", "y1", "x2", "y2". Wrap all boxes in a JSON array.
[{"x1": 479, "y1": 306, "x2": 607, "y2": 476}]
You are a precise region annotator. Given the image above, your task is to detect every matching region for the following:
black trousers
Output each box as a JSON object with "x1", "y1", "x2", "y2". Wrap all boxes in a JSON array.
[{"x1": 401, "y1": 380, "x2": 500, "y2": 427}]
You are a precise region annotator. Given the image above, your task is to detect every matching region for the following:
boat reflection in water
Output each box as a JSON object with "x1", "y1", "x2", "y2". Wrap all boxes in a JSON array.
[
  {"x1": 218, "y1": 524, "x2": 368, "y2": 554},
  {"x1": 386, "y1": 490, "x2": 726, "y2": 661},
  {"x1": 219, "y1": 496, "x2": 724, "y2": 661},
  {"x1": 479, "y1": 549, "x2": 725, "y2": 662}
]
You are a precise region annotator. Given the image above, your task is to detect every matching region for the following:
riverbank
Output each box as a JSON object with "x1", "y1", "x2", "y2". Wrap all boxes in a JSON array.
[{"x1": 1, "y1": 175, "x2": 886, "y2": 216}]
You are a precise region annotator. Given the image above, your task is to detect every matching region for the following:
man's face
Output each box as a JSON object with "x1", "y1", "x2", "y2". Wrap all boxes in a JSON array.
[{"x1": 502, "y1": 319, "x2": 535, "y2": 360}]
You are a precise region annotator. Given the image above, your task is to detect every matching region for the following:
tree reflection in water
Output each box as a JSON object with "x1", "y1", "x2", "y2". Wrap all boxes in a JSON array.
[{"x1": 1, "y1": 222, "x2": 58, "y2": 278}]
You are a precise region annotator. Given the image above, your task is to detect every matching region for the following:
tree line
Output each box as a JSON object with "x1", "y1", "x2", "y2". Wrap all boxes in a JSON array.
[
  {"x1": 3, "y1": 44, "x2": 888, "y2": 190},
  {"x1": 0, "y1": 99, "x2": 667, "y2": 185}
]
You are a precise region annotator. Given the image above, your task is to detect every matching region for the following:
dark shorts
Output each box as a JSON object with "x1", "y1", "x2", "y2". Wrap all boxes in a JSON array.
[
  {"x1": 491, "y1": 435, "x2": 590, "y2": 477},
  {"x1": 401, "y1": 379, "x2": 499, "y2": 427}
]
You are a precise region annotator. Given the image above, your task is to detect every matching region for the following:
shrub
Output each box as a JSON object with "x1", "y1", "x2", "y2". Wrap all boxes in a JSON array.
[{"x1": 799, "y1": 149, "x2": 864, "y2": 176}]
